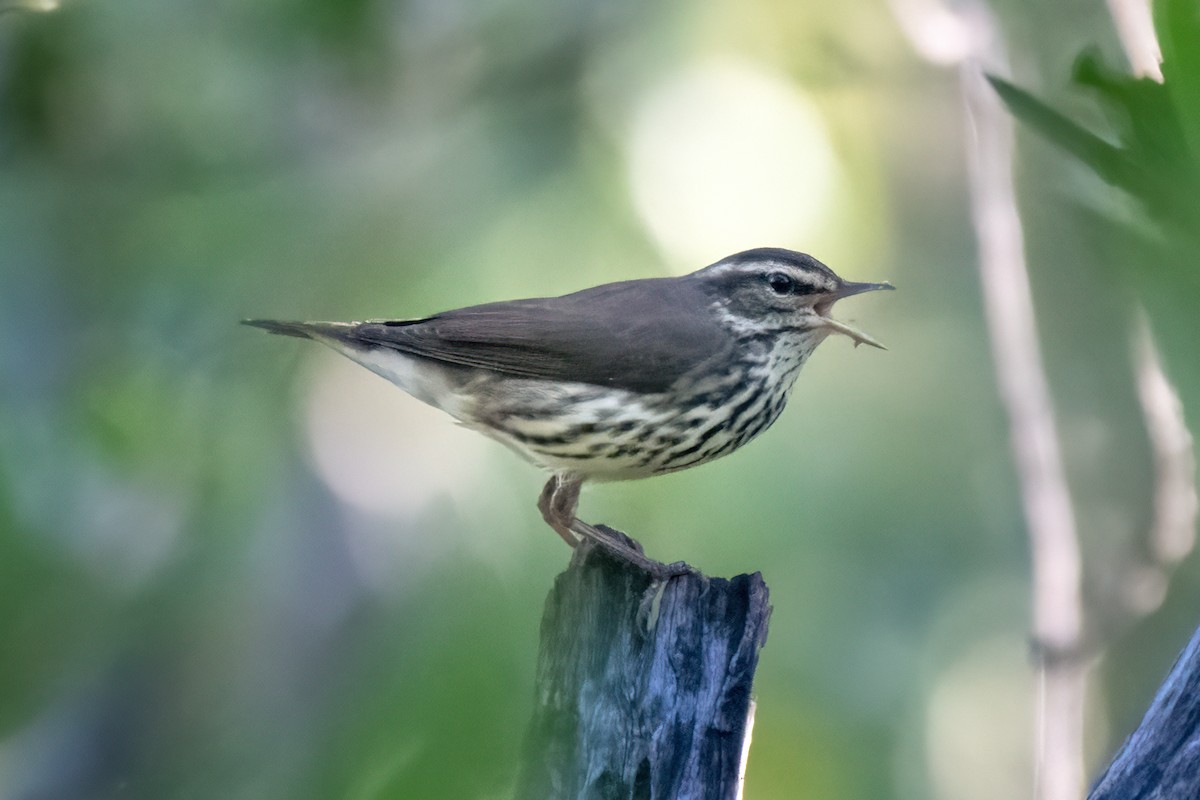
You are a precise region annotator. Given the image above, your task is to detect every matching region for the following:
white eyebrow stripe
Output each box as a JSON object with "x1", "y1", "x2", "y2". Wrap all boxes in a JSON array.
[{"x1": 705, "y1": 259, "x2": 836, "y2": 292}]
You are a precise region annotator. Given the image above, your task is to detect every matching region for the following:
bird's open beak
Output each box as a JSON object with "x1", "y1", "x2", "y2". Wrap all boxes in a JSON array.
[{"x1": 816, "y1": 280, "x2": 894, "y2": 350}]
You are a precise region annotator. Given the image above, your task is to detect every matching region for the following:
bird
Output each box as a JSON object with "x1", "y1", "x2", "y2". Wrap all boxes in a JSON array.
[{"x1": 245, "y1": 247, "x2": 892, "y2": 563}]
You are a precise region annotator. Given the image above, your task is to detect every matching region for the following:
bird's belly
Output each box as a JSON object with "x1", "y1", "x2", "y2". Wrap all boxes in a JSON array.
[
  {"x1": 468, "y1": 373, "x2": 794, "y2": 481},
  {"x1": 471, "y1": 383, "x2": 683, "y2": 481}
]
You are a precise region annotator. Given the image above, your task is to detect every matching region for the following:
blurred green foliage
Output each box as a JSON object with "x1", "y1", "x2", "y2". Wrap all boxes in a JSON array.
[
  {"x1": 0, "y1": 0, "x2": 1198, "y2": 799},
  {"x1": 991, "y1": 0, "x2": 1200, "y2": 396},
  {"x1": 990, "y1": 0, "x2": 1200, "y2": 771}
]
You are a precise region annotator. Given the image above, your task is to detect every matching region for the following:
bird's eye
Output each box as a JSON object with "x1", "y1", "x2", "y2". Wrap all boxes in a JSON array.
[{"x1": 765, "y1": 271, "x2": 795, "y2": 295}]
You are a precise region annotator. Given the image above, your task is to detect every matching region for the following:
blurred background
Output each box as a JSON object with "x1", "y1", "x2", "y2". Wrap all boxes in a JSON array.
[{"x1": 1, "y1": 0, "x2": 1197, "y2": 798}]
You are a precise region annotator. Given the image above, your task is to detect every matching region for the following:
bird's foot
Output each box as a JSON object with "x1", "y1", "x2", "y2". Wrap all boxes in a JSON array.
[
  {"x1": 570, "y1": 520, "x2": 695, "y2": 581},
  {"x1": 538, "y1": 475, "x2": 694, "y2": 580}
]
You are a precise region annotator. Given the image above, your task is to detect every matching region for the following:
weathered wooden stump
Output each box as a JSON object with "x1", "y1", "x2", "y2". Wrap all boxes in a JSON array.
[
  {"x1": 515, "y1": 526, "x2": 772, "y2": 800},
  {"x1": 1089, "y1": 622, "x2": 1200, "y2": 799}
]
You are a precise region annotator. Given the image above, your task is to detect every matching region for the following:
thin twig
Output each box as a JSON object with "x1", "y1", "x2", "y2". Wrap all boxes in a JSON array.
[
  {"x1": 1104, "y1": 0, "x2": 1197, "y2": 622},
  {"x1": 1135, "y1": 317, "x2": 1197, "y2": 571},
  {"x1": 1117, "y1": 315, "x2": 1198, "y2": 617},
  {"x1": 893, "y1": 1, "x2": 1198, "y2": 798},
  {"x1": 1104, "y1": 0, "x2": 1163, "y2": 81},
  {"x1": 888, "y1": 3, "x2": 1086, "y2": 798},
  {"x1": 960, "y1": 50, "x2": 1085, "y2": 800},
  {"x1": 1054, "y1": 0, "x2": 1198, "y2": 650}
]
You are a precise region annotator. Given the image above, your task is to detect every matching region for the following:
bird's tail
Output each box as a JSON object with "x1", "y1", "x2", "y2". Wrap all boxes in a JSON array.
[
  {"x1": 243, "y1": 317, "x2": 461, "y2": 416},
  {"x1": 241, "y1": 319, "x2": 354, "y2": 340}
]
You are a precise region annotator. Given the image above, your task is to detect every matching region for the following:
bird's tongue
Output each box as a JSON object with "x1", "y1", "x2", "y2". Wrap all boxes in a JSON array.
[{"x1": 821, "y1": 317, "x2": 887, "y2": 350}]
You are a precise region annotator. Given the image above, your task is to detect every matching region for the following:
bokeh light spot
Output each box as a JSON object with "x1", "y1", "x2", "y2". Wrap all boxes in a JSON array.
[
  {"x1": 925, "y1": 636, "x2": 1033, "y2": 800},
  {"x1": 626, "y1": 59, "x2": 841, "y2": 268},
  {"x1": 304, "y1": 351, "x2": 491, "y2": 518}
]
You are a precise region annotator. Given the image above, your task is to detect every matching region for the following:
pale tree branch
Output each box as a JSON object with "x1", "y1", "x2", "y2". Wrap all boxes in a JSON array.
[
  {"x1": 1103, "y1": 0, "x2": 1197, "y2": 625},
  {"x1": 1113, "y1": 315, "x2": 1198, "y2": 620},
  {"x1": 890, "y1": 0, "x2": 1199, "y2": 798},
  {"x1": 961, "y1": 54, "x2": 1084, "y2": 663},
  {"x1": 1105, "y1": 0, "x2": 1163, "y2": 81},
  {"x1": 888, "y1": 3, "x2": 1086, "y2": 798},
  {"x1": 1084, "y1": 0, "x2": 1198, "y2": 641},
  {"x1": 1135, "y1": 318, "x2": 1197, "y2": 568},
  {"x1": 960, "y1": 46, "x2": 1086, "y2": 800}
]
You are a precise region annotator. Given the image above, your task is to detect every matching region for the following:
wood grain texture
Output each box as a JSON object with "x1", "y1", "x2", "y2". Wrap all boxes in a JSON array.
[
  {"x1": 1089, "y1": 623, "x2": 1200, "y2": 800},
  {"x1": 515, "y1": 527, "x2": 771, "y2": 800}
]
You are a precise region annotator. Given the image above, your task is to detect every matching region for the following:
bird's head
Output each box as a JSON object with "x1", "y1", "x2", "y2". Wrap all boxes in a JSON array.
[{"x1": 694, "y1": 247, "x2": 894, "y2": 349}]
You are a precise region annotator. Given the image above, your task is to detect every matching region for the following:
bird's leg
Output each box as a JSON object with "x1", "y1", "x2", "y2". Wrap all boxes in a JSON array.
[
  {"x1": 536, "y1": 476, "x2": 692, "y2": 580},
  {"x1": 538, "y1": 475, "x2": 617, "y2": 553},
  {"x1": 538, "y1": 475, "x2": 581, "y2": 546}
]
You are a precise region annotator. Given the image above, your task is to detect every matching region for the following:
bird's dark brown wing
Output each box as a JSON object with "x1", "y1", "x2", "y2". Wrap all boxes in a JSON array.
[{"x1": 343, "y1": 277, "x2": 732, "y2": 394}]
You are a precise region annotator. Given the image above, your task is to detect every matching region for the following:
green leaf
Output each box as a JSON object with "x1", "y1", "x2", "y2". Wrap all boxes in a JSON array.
[
  {"x1": 1155, "y1": 0, "x2": 1200, "y2": 159},
  {"x1": 986, "y1": 74, "x2": 1145, "y2": 196},
  {"x1": 1072, "y1": 49, "x2": 1186, "y2": 164}
]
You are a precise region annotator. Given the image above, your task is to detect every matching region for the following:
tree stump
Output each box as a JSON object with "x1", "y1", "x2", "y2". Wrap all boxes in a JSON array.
[
  {"x1": 1089, "y1": 622, "x2": 1200, "y2": 799},
  {"x1": 515, "y1": 526, "x2": 772, "y2": 800}
]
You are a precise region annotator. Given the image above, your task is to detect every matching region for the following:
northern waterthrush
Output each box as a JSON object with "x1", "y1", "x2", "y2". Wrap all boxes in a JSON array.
[{"x1": 246, "y1": 247, "x2": 892, "y2": 557}]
